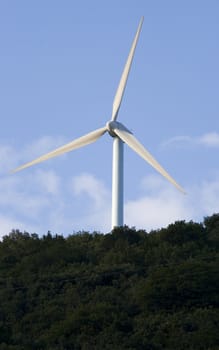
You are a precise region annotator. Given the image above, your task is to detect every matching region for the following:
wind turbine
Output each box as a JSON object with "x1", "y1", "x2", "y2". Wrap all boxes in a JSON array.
[{"x1": 12, "y1": 17, "x2": 185, "y2": 229}]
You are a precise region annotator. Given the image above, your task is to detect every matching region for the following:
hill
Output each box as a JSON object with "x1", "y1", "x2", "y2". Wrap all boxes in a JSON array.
[{"x1": 0, "y1": 215, "x2": 219, "y2": 349}]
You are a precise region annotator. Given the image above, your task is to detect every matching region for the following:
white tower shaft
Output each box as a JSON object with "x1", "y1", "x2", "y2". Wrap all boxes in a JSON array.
[{"x1": 112, "y1": 137, "x2": 124, "y2": 229}]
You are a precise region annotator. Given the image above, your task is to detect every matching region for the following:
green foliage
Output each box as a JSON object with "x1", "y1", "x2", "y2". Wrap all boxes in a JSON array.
[
  {"x1": 204, "y1": 214, "x2": 219, "y2": 245},
  {"x1": 0, "y1": 216, "x2": 218, "y2": 349}
]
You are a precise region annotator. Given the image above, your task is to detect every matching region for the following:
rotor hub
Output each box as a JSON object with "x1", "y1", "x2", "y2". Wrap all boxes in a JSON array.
[
  {"x1": 106, "y1": 120, "x2": 132, "y2": 138},
  {"x1": 106, "y1": 121, "x2": 117, "y2": 137}
]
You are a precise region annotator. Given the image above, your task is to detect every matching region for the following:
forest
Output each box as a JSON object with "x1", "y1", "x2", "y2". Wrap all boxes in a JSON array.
[{"x1": 0, "y1": 214, "x2": 219, "y2": 350}]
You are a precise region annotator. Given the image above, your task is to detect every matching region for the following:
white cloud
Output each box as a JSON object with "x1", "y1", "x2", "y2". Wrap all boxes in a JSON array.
[
  {"x1": 199, "y1": 132, "x2": 219, "y2": 147},
  {"x1": 71, "y1": 173, "x2": 110, "y2": 208},
  {"x1": 162, "y1": 135, "x2": 193, "y2": 147},
  {"x1": 0, "y1": 136, "x2": 67, "y2": 176},
  {"x1": 1, "y1": 167, "x2": 111, "y2": 235},
  {"x1": 125, "y1": 176, "x2": 190, "y2": 231},
  {"x1": 0, "y1": 138, "x2": 70, "y2": 235},
  {"x1": 0, "y1": 215, "x2": 25, "y2": 239},
  {"x1": 69, "y1": 173, "x2": 219, "y2": 233},
  {"x1": 24, "y1": 135, "x2": 67, "y2": 159},
  {"x1": 33, "y1": 169, "x2": 61, "y2": 195},
  {"x1": 199, "y1": 179, "x2": 219, "y2": 213},
  {"x1": 140, "y1": 174, "x2": 171, "y2": 193},
  {"x1": 70, "y1": 173, "x2": 111, "y2": 232},
  {"x1": 162, "y1": 132, "x2": 219, "y2": 148},
  {"x1": 0, "y1": 174, "x2": 51, "y2": 218},
  {"x1": 1, "y1": 170, "x2": 219, "y2": 235},
  {"x1": 124, "y1": 174, "x2": 219, "y2": 231},
  {"x1": 0, "y1": 145, "x2": 17, "y2": 174},
  {"x1": 1, "y1": 134, "x2": 219, "y2": 235}
]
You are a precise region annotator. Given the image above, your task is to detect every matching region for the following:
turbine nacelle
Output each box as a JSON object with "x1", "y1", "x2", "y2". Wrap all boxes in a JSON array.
[{"x1": 106, "y1": 121, "x2": 132, "y2": 138}]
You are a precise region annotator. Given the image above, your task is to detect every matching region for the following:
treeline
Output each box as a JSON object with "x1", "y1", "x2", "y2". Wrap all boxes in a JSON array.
[{"x1": 0, "y1": 215, "x2": 219, "y2": 349}]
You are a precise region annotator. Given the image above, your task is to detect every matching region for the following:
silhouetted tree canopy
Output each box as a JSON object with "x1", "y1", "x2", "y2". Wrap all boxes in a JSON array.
[{"x1": 0, "y1": 216, "x2": 218, "y2": 349}]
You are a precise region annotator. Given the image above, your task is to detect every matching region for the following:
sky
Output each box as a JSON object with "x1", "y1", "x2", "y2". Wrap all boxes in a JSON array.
[{"x1": 0, "y1": 1, "x2": 219, "y2": 237}]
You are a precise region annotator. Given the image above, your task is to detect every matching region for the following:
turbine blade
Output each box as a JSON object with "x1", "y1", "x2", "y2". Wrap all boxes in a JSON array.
[
  {"x1": 111, "y1": 17, "x2": 144, "y2": 121},
  {"x1": 11, "y1": 126, "x2": 107, "y2": 173},
  {"x1": 113, "y1": 127, "x2": 186, "y2": 194}
]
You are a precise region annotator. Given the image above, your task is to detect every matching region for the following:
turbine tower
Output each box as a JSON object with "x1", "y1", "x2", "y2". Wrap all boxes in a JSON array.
[{"x1": 12, "y1": 17, "x2": 185, "y2": 229}]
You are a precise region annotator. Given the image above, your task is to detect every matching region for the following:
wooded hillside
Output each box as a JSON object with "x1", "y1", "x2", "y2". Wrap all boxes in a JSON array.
[{"x1": 0, "y1": 215, "x2": 219, "y2": 349}]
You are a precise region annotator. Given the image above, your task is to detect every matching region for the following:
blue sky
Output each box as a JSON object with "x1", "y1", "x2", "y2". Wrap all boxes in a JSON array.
[{"x1": 0, "y1": 1, "x2": 219, "y2": 236}]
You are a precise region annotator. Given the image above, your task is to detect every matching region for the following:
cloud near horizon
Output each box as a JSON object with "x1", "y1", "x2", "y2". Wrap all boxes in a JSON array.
[
  {"x1": 69, "y1": 173, "x2": 219, "y2": 232},
  {"x1": 1, "y1": 137, "x2": 219, "y2": 238},
  {"x1": 1, "y1": 169, "x2": 219, "y2": 238}
]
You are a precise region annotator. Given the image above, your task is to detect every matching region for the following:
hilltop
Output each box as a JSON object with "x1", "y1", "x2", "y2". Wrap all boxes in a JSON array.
[{"x1": 0, "y1": 215, "x2": 219, "y2": 349}]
